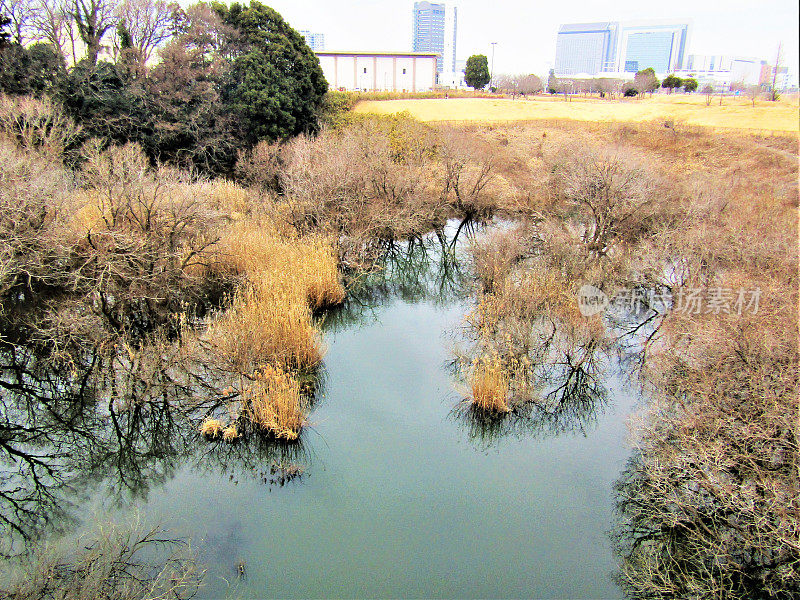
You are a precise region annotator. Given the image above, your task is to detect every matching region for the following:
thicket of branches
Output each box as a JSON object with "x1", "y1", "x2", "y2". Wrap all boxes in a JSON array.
[{"x1": 0, "y1": 0, "x2": 328, "y2": 174}]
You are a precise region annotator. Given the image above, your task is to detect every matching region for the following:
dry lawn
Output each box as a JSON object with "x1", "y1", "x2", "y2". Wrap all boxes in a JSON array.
[{"x1": 354, "y1": 94, "x2": 799, "y2": 132}]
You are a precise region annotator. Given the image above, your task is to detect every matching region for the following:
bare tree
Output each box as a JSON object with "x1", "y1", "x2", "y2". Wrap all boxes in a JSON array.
[
  {"x1": 700, "y1": 84, "x2": 713, "y2": 106},
  {"x1": 551, "y1": 146, "x2": 658, "y2": 257},
  {"x1": 493, "y1": 74, "x2": 517, "y2": 97},
  {"x1": 517, "y1": 73, "x2": 542, "y2": 96},
  {"x1": 0, "y1": 0, "x2": 38, "y2": 43},
  {"x1": 29, "y1": 0, "x2": 72, "y2": 59},
  {"x1": 770, "y1": 42, "x2": 783, "y2": 101},
  {"x1": 70, "y1": 0, "x2": 116, "y2": 65},
  {"x1": 747, "y1": 84, "x2": 761, "y2": 107},
  {"x1": 114, "y1": 0, "x2": 177, "y2": 64}
]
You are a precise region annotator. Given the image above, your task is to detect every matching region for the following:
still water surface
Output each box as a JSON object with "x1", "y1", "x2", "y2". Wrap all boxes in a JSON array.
[{"x1": 7, "y1": 227, "x2": 637, "y2": 598}]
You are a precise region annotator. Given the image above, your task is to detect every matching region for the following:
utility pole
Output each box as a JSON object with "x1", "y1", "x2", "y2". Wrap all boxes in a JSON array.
[
  {"x1": 490, "y1": 42, "x2": 497, "y2": 92},
  {"x1": 771, "y1": 42, "x2": 782, "y2": 101}
]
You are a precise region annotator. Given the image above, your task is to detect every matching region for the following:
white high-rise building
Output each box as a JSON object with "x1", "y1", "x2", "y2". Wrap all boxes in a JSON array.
[
  {"x1": 412, "y1": 2, "x2": 459, "y2": 86},
  {"x1": 676, "y1": 55, "x2": 762, "y2": 88}
]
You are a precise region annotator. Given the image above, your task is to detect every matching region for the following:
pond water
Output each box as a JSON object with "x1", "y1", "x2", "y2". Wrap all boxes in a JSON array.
[{"x1": 1, "y1": 224, "x2": 639, "y2": 599}]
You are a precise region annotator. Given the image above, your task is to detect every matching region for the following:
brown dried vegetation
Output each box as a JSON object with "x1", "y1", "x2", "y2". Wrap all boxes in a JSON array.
[{"x1": 2, "y1": 93, "x2": 797, "y2": 597}]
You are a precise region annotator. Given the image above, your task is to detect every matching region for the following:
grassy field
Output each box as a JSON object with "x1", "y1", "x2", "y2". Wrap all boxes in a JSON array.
[{"x1": 353, "y1": 93, "x2": 800, "y2": 132}]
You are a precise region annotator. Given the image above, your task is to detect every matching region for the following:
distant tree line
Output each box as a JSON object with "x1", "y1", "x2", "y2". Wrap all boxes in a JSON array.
[
  {"x1": 0, "y1": 0, "x2": 328, "y2": 174},
  {"x1": 545, "y1": 67, "x2": 699, "y2": 99},
  {"x1": 493, "y1": 73, "x2": 543, "y2": 97}
]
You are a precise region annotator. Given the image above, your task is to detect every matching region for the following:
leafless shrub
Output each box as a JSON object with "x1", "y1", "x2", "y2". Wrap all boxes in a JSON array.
[
  {"x1": 615, "y1": 293, "x2": 799, "y2": 598},
  {"x1": 549, "y1": 144, "x2": 660, "y2": 257},
  {"x1": 604, "y1": 126, "x2": 799, "y2": 598},
  {"x1": 274, "y1": 116, "x2": 444, "y2": 238},
  {"x1": 0, "y1": 95, "x2": 82, "y2": 157},
  {"x1": 277, "y1": 127, "x2": 366, "y2": 231},
  {"x1": 457, "y1": 222, "x2": 610, "y2": 414},
  {"x1": 235, "y1": 138, "x2": 284, "y2": 191},
  {"x1": 1, "y1": 521, "x2": 204, "y2": 599},
  {"x1": 437, "y1": 127, "x2": 499, "y2": 221},
  {"x1": 0, "y1": 135, "x2": 223, "y2": 357},
  {"x1": 65, "y1": 141, "x2": 221, "y2": 340},
  {"x1": 468, "y1": 222, "x2": 536, "y2": 289},
  {"x1": 0, "y1": 134, "x2": 73, "y2": 298}
]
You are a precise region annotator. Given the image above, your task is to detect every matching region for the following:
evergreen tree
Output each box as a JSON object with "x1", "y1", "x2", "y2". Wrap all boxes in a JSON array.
[
  {"x1": 682, "y1": 78, "x2": 698, "y2": 93},
  {"x1": 464, "y1": 54, "x2": 490, "y2": 90},
  {"x1": 547, "y1": 69, "x2": 558, "y2": 94},
  {"x1": 212, "y1": 1, "x2": 327, "y2": 145},
  {"x1": 661, "y1": 74, "x2": 682, "y2": 93}
]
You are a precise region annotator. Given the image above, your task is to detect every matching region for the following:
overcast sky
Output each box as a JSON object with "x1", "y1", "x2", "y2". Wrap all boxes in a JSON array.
[{"x1": 259, "y1": 0, "x2": 798, "y2": 81}]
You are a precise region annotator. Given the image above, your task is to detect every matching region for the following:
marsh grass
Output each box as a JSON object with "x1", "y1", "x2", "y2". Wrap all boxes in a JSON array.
[
  {"x1": 207, "y1": 280, "x2": 323, "y2": 373},
  {"x1": 207, "y1": 218, "x2": 344, "y2": 405},
  {"x1": 468, "y1": 353, "x2": 510, "y2": 413},
  {"x1": 199, "y1": 418, "x2": 223, "y2": 439},
  {"x1": 221, "y1": 424, "x2": 239, "y2": 442},
  {"x1": 241, "y1": 365, "x2": 306, "y2": 440}
]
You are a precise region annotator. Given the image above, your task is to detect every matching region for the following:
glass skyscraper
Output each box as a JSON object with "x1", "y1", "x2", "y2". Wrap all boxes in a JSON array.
[
  {"x1": 300, "y1": 30, "x2": 325, "y2": 52},
  {"x1": 554, "y1": 20, "x2": 689, "y2": 75},
  {"x1": 619, "y1": 24, "x2": 688, "y2": 73},
  {"x1": 554, "y1": 22, "x2": 618, "y2": 75},
  {"x1": 413, "y1": 2, "x2": 456, "y2": 74}
]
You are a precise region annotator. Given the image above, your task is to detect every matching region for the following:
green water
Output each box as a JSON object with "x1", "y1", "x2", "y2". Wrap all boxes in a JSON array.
[{"x1": 1, "y1": 227, "x2": 636, "y2": 599}]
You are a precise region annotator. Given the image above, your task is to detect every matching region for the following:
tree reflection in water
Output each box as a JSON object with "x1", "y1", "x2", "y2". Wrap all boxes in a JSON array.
[
  {"x1": 322, "y1": 220, "x2": 475, "y2": 333},
  {"x1": 0, "y1": 219, "x2": 479, "y2": 558},
  {"x1": 0, "y1": 338, "x2": 319, "y2": 558},
  {"x1": 450, "y1": 337, "x2": 609, "y2": 450}
]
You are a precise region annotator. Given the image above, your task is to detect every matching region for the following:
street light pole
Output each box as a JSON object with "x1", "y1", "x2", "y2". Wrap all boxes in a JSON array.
[{"x1": 490, "y1": 42, "x2": 497, "y2": 91}]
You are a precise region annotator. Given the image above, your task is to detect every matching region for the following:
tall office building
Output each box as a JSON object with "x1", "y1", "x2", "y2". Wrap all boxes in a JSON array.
[
  {"x1": 554, "y1": 22, "x2": 618, "y2": 75},
  {"x1": 554, "y1": 20, "x2": 689, "y2": 76},
  {"x1": 300, "y1": 30, "x2": 325, "y2": 52},
  {"x1": 619, "y1": 22, "x2": 688, "y2": 73},
  {"x1": 412, "y1": 2, "x2": 457, "y2": 74}
]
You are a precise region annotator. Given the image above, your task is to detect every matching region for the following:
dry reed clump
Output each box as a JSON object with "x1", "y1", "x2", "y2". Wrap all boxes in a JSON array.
[
  {"x1": 468, "y1": 353, "x2": 510, "y2": 413},
  {"x1": 208, "y1": 278, "x2": 323, "y2": 373},
  {"x1": 241, "y1": 365, "x2": 306, "y2": 440},
  {"x1": 204, "y1": 217, "x2": 344, "y2": 443},
  {"x1": 201, "y1": 179, "x2": 254, "y2": 217},
  {"x1": 199, "y1": 417, "x2": 224, "y2": 439},
  {"x1": 215, "y1": 220, "x2": 345, "y2": 308},
  {"x1": 206, "y1": 216, "x2": 344, "y2": 380},
  {"x1": 221, "y1": 424, "x2": 239, "y2": 442}
]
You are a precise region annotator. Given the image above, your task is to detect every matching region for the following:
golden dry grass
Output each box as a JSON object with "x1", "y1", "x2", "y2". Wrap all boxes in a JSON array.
[
  {"x1": 216, "y1": 219, "x2": 345, "y2": 309},
  {"x1": 194, "y1": 189, "x2": 345, "y2": 442},
  {"x1": 241, "y1": 365, "x2": 306, "y2": 440},
  {"x1": 199, "y1": 417, "x2": 224, "y2": 439},
  {"x1": 208, "y1": 277, "x2": 323, "y2": 372},
  {"x1": 208, "y1": 218, "x2": 345, "y2": 374},
  {"x1": 222, "y1": 424, "x2": 239, "y2": 442},
  {"x1": 353, "y1": 94, "x2": 799, "y2": 132},
  {"x1": 469, "y1": 353, "x2": 510, "y2": 413}
]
